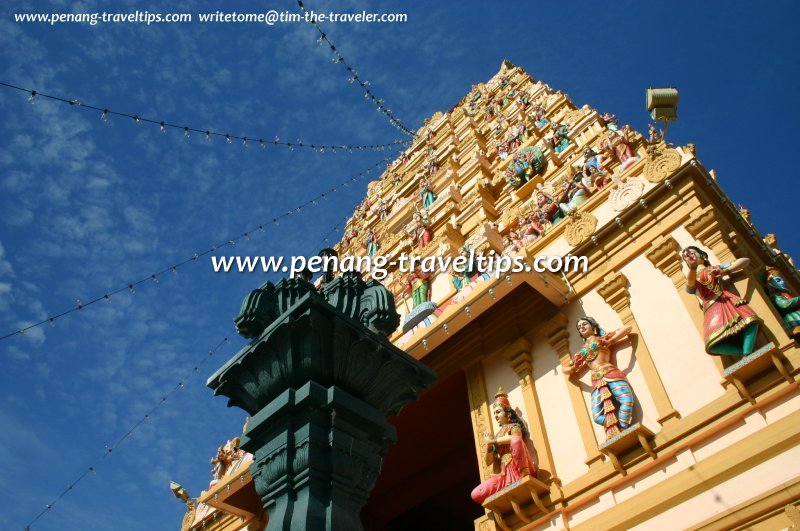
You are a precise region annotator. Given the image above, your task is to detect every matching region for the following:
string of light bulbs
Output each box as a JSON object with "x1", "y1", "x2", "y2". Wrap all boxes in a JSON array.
[
  {"x1": 20, "y1": 336, "x2": 231, "y2": 530},
  {"x1": 0, "y1": 150, "x2": 401, "y2": 343},
  {"x1": 295, "y1": 0, "x2": 417, "y2": 138},
  {"x1": 0, "y1": 81, "x2": 409, "y2": 153},
  {"x1": 19, "y1": 203, "x2": 375, "y2": 529}
]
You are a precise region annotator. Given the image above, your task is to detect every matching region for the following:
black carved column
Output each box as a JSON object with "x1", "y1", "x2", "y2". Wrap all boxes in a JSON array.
[{"x1": 208, "y1": 276, "x2": 435, "y2": 530}]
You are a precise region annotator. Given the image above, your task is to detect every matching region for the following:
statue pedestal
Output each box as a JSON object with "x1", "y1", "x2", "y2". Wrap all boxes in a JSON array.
[
  {"x1": 599, "y1": 423, "x2": 656, "y2": 476},
  {"x1": 402, "y1": 301, "x2": 437, "y2": 332},
  {"x1": 722, "y1": 343, "x2": 792, "y2": 404},
  {"x1": 482, "y1": 476, "x2": 551, "y2": 531}
]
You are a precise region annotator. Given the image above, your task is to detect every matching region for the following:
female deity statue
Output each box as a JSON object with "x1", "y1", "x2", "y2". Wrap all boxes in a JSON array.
[
  {"x1": 764, "y1": 267, "x2": 800, "y2": 339},
  {"x1": 602, "y1": 129, "x2": 639, "y2": 171},
  {"x1": 682, "y1": 246, "x2": 762, "y2": 356},
  {"x1": 404, "y1": 270, "x2": 431, "y2": 308},
  {"x1": 419, "y1": 178, "x2": 437, "y2": 209},
  {"x1": 364, "y1": 228, "x2": 379, "y2": 257},
  {"x1": 548, "y1": 122, "x2": 570, "y2": 153},
  {"x1": 532, "y1": 104, "x2": 549, "y2": 130},
  {"x1": 601, "y1": 112, "x2": 619, "y2": 131},
  {"x1": 470, "y1": 388, "x2": 537, "y2": 504},
  {"x1": 563, "y1": 317, "x2": 634, "y2": 440},
  {"x1": 410, "y1": 212, "x2": 432, "y2": 249}
]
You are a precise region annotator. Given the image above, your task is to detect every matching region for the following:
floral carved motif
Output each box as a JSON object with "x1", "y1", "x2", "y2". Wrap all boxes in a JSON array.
[
  {"x1": 610, "y1": 175, "x2": 645, "y2": 212},
  {"x1": 564, "y1": 211, "x2": 598, "y2": 246},
  {"x1": 643, "y1": 142, "x2": 682, "y2": 183}
]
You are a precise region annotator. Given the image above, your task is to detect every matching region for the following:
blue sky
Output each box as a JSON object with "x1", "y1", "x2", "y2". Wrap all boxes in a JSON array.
[{"x1": 1, "y1": 1, "x2": 798, "y2": 529}]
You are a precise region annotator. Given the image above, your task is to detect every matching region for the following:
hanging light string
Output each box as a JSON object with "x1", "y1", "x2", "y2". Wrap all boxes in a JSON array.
[
  {"x1": 20, "y1": 336, "x2": 230, "y2": 531},
  {"x1": 0, "y1": 150, "x2": 402, "y2": 343},
  {"x1": 295, "y1": 1, "x2": 416, "y2": 138},
  {"x1": 0, "y1": 81, "x2": 408, "y2": 153}
]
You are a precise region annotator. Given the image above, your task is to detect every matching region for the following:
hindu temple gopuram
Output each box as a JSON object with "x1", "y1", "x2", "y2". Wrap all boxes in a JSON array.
[{"x1": 174, "y1": 60, "x2": 800, "y2": 530}]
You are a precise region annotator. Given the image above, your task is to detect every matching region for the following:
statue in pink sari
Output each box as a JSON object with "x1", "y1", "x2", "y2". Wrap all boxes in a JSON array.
[{"x1": 471, "y1": 388, "x2": 537, "y2": 504}]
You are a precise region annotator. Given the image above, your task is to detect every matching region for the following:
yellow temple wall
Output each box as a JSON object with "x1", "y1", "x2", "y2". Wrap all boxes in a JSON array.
[{"x1": 530, "y1": 335, "x2": 589, "y2": 484}]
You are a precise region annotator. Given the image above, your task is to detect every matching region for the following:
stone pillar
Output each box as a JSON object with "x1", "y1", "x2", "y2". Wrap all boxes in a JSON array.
[
  {"x1": 499, "y1": 337, "x2": 558, "y2": 483},
  {"x1": 465, "y1": 362, "x2": 494, "y2": 480},
  {"x1": 597, "y1": 272, "x2": 680, "y2": 426},
  {"x1": 208, "y1": 276, "x2": 435, "y2": 531},
  {"x1": 538, "y1": 313, "x2": 604, "y2": 468}
]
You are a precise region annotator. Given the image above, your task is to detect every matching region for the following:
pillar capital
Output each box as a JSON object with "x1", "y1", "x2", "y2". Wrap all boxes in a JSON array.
[
  {"x1": 597, "y1": 272, "x2": 631, "y2": 316},
  {"x1": 209, "y1": 276, "x2": 435, "y2": 530},
  {"x1": 538, "y1": 313, "x2": 571, "y2": 358}
]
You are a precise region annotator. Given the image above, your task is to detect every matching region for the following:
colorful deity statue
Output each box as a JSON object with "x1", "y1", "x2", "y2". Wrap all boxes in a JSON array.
[
  {"x1": 377, "y1": 199, "x2": 390, "y2": 221},
  {"x1": 558, "y1": 175, "x2": 592, "y2": 214},
  {"x1": 497, "y1": 143, "x2": 509, "y2": 160},
  {"x1": 648, "y1": 124, "x2": 663, "y2": 144},
  {"x1": 601, "y1": 112, "x2": 619, "y2": 131},
  {"x1": 532, "y1": 104, "x2": 549, "y2": 130},
  {"x1": 517, "y1": 91, "x2": 531, "y2": 112},
  {"x1": 404, "y1": 270, "x2": 432, "y2": 308},
  {"x1": 505, "y1": 145, "x2": 546, "y2": 187},
  {"x1": 517, "y1": 214, "x2": 543, "y2": 243},
  {"x1": 602, "y1": 129, "x2": 640, "y2": 171},
  {"x1": 582, "y1": 147, "x2": 610, "y2": 189},
  {"x1": 484, "y1": 102, "x2": 497, "y2": 122},
  {"x1": 364, "y1": 228, "x2": 379, "y2": 257},
  {"x1": 508, "y1": 122, "x2": 529, "y2": 151},
  {"x1": 470, "y1": 388, "x2": 538, "y2": 504},
  {"x1": 419, "y1": 178, "x2": 437, "y2": 209},
  {"x1": 210, "y1": 437, "x2": 246, "y2": 486},
  {"x1": 563, "y1": 317, "x2": 635, "y2": 440},
  {"x1": 763, "y1": 267, "x2": 800, "y2": 339},
  {"x1": 452, "y1": 265, "x2": 471, "y2": 291},
  {"x1": 410, "y1": 211, "x2": 432, "y2": 249},
  {"x1": 547, "y1": 122, "x2": 570, "y2": 153},
  {"x1": 535, "y1": 190, "x2": 563, "y2": 226},
  {"x1": 502, "y1": 235, "x2": 522, "y2": 257},
  {"x1": 682, "y1": 246, "x2": 762, "y2": 356}
]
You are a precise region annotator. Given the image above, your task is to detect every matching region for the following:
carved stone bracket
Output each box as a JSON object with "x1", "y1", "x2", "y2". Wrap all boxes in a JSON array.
[
  {"x1": 645, "y1": 235, "x2": 684, "y2": 285},
  {"x1": 643, "y1": 142, "x2": 682, "y2": 183},
  {"x1": 563, "y1": 211, "x2": 598, "y2": 246},
  {"x1": 685, "y1": 205, "x2": 738, "y2": 264}
]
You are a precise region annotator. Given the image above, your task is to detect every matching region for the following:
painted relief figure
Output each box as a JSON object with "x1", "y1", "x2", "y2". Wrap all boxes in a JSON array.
[
  {"x1": 563, "y1": 317, "x2": 635, "y2": 440},
  {"x1": 682, "y1": 246, "x2": 762, "y2": 356},
  {"x1": 364, "y1": 228, "x2": 379, "y2": 257},
  {"x1": 470, "y1": 388, "x2": 537, "y2": 504},
  {"x1": 419, "y1": 177, "x2": 437, "y2": 209},
  {"x1": 764, "y1": 267, "x2": 800, "y2": 339}
]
